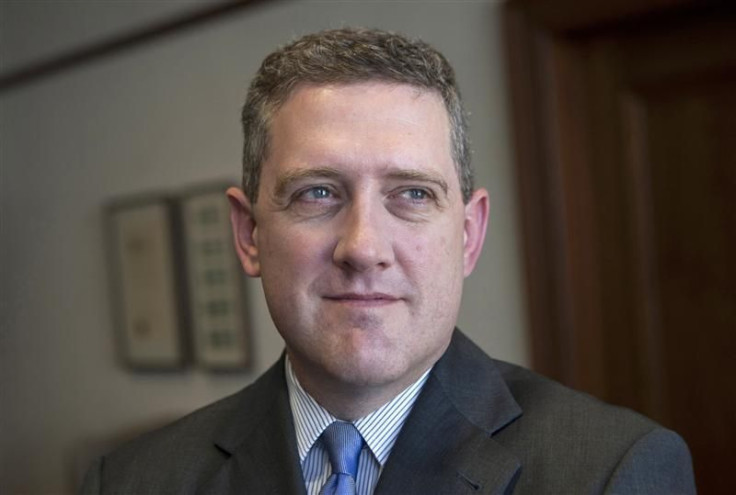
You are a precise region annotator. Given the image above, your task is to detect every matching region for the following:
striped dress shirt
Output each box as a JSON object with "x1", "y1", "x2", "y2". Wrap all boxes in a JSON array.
[{"x1": 285, "y1": 357, "x2": 431, "y2": 495}]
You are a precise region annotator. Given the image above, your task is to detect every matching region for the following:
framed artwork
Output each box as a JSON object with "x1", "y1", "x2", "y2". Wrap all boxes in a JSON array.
[
  {"x1": 106, "y1": 196, "x2": 189, "y2": 370},
  {"x1": 180, "y1": 184, "x2": 251, "y2": 370}
]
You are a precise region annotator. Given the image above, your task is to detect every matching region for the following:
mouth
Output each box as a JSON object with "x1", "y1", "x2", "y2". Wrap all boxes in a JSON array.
[{"x1": 324, "y1": 293, "x2": 401, "y2": 306}]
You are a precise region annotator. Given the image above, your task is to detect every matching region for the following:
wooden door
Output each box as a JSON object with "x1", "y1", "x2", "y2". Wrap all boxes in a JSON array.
[{"x1": 503, "y1": 2, "x2": 735, "y2": 492}]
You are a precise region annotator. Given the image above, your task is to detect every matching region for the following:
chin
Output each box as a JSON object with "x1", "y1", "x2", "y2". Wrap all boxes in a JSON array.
[{"x1": 327, "y1": 353, "x2": 410, "y2": 388}]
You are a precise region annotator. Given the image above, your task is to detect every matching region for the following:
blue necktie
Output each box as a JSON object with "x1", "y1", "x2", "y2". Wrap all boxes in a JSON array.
[{"x1": 319, "y1": 421, "x2": 364, "y2": 495}]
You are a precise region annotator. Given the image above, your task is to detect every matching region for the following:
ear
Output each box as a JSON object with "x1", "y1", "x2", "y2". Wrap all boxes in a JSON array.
[
  {"x1": 226, "y1": 187, "x2": 261, "y2": 277},
  {"x1": 462, "y1": 188, "x2": 490, "y2": 277}
]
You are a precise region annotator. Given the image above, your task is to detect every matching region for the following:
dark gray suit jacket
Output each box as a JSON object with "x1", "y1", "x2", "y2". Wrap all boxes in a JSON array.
[{"x1": 81, "y1": 330, "x2": 696, "y2": 494}]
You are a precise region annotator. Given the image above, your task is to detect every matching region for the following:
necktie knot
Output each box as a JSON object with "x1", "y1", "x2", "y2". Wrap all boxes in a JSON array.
[{"x1": 320, "y1": 421, "x2": 363, "y2": 495}]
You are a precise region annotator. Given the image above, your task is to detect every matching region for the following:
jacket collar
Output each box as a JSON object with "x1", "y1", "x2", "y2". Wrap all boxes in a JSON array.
[
  {"x1": 375, "y1": 330, "x2": 523, "y2": 494},
  {"x1": 197, "y1": 357, "x2": 307, "y2": 495},
  {"x1": 198, "y1": 330, "x2": 523, "y2": 494}
]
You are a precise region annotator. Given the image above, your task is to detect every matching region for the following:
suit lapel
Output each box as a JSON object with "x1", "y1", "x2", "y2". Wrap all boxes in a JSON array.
[
  {"x1": 196, "y1": 331, "x2": 521, "y2": 494},
  {"x1": 197, "y1": 358, "x2": 307, "y2": 495},
  {"x1": 375, "y1": 331, "x2": 523, "y2": 495}
]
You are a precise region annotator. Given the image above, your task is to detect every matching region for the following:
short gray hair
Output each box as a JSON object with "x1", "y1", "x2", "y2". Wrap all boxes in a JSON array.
[{"x1": 241, "y1": 27, "x2": 473, "y2": 203}]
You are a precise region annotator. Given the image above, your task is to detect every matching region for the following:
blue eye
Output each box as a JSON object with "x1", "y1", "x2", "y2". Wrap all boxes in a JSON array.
[
  {"x1": 403, "y1": 188, "x2": 430, "y2": 201},
  {"x1": 302, "y1": 186, "x2": 332, "y2": 200}
]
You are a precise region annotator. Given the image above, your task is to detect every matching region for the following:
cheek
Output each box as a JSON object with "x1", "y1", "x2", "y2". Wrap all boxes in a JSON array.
[
  {"x1": 262, "y1": 226, "x2": 328, "y2": 265},
  {"x1": 405, "y1": 219, "x2": 464, "y2": 260},
  {"x1": 400, "y1": 228, "x2": 463, "y2": 283},
  {"x1": 258, "y1": 232, "x2": 308, "y2": 295}
]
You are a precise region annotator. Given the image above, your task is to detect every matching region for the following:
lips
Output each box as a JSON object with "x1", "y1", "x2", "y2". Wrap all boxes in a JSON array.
[
  {"x1": 324, "y1": 292, "x2": 401, "y2": 308},
  {"x1": 324, "y1": 292, "x2": 400, "y2": 303}
]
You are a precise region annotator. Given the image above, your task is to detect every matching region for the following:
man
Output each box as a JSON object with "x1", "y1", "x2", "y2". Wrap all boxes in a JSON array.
[{"x1": 82, "y1": 28, "x2": 695, "y2": 494}]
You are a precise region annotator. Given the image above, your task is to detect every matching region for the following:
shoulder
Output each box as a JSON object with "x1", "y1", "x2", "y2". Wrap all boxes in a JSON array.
[
  {"x1": 491, "y1": 360, "x2": 695, "y2": 493},
  {"x1": 85, "y1": 389, "x2": 243, "y2": 494},
  {"x1": 494, "y1": 359, "x2": 654, "y2": 433},
  {"x1": 106, "y1": 387, "x2": 245, "y2": 466},
  {"x1": 81, "y1": 361, "x2": 286, "y2": 494},
  {"x1": 442, "y1": 331, "x2": 669, "y2": 444},
  {"x1": 436, "y1": 331, "x2": 694, "y2": 493}
]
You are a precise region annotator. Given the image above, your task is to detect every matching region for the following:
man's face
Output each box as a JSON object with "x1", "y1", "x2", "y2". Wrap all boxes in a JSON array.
[{"x1": 229, "y1": 82, "x2": 488, "y2": 403}]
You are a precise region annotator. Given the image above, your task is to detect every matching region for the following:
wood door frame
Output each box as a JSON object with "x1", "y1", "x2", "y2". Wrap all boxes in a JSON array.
[{"x1": 501, "y1": 0, "x2": 729, "y2": 405}]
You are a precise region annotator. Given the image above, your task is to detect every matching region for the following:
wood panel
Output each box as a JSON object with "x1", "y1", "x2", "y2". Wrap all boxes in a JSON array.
[
  {"x1": 503, "y1": 2, "x2": 736, "y2": 492},
  {"x1": 628, "y1": 75, "x2": 736, "y2": 492}
]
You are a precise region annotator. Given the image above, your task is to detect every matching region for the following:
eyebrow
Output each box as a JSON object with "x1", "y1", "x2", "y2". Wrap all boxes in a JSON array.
[
  {"x1": 274, "y1": 167, "x2": 343, "y2": 198},
  {"x1": 384, "y1": 169, "x2": 449, "y2": 196}
]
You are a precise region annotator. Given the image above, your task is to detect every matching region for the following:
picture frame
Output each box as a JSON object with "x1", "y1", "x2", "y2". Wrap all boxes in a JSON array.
[
  {"x1": 106, "y1": 195, "x2": 190, "y2": 370},
  {"x1": 180, "y1": 183, "x2": 251, "y2": 370}
]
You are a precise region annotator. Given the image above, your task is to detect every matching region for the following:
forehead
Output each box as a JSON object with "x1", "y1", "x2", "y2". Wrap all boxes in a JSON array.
[
  {"x1": 275, "y1": 81, "x2": 449, "y2": 129},
  {"x1": 264, "y1": 82, "x2": 455, "y2": 178}
]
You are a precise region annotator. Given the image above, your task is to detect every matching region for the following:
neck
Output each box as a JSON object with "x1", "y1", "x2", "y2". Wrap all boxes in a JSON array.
[{"x1": 287, "y1": 355, "x2": 433, "y2": 421}]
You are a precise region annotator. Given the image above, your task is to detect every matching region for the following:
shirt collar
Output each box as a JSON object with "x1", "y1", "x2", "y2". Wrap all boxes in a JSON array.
[{"x1": 285, "y1": 356, "x2": 431, "y2": 467}]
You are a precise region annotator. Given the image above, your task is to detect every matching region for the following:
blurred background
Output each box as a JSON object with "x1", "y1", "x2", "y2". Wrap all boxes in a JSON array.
[
  {"x1": 1, "y1": 1, "x2": 526, "y2": 493},
  {"x1": 1, "y1": 1, "x2": 734, "y2": 494}
]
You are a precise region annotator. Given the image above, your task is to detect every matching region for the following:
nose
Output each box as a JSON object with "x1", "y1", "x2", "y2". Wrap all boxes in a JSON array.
[{"x1": 333, "y1": 201, "x2": 395, "y2": 272}]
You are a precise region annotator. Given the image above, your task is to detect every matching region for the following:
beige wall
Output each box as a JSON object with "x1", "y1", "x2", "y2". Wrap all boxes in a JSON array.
[{"x1": 0, "y1": 1, "x2": 527, "y2": 493}]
